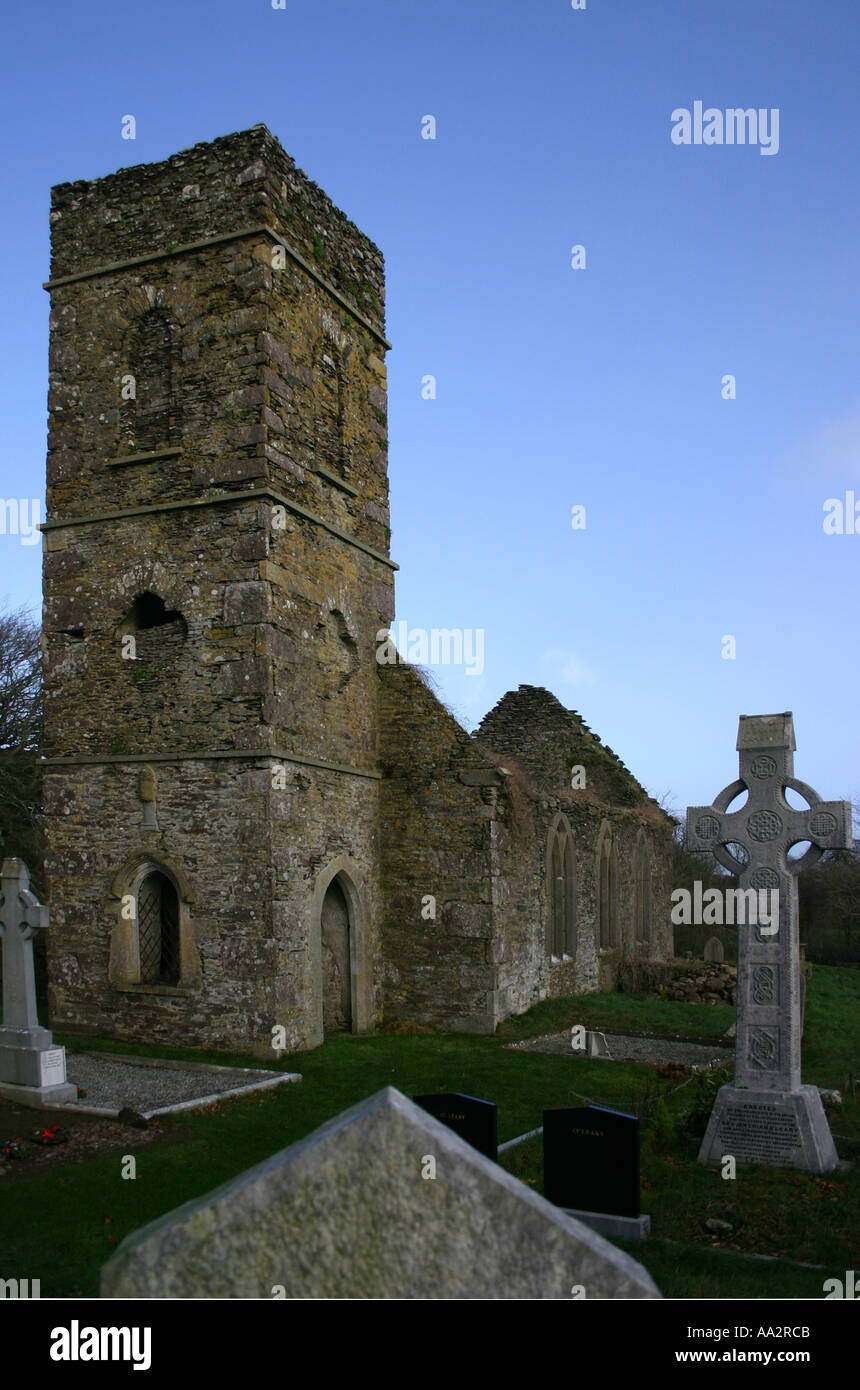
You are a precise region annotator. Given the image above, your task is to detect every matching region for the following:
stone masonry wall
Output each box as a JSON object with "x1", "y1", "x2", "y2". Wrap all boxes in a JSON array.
[
  {"x1": 378, "y1": 662, "x2": 505, "y2": 1033},
  {"x1": 43, "y1": 127, "x2": 393, "y2": 1052},
  {"x1": 48, "y1": 126, "x2": 385, "y2": 336},
  {"x1": 476, "y1": 686, "x2": 676, "y2": 1007}
]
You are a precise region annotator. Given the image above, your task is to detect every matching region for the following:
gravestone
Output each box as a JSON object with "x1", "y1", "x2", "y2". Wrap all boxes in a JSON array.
[
  {"x1": 586, "y1": 1029, "x2": 610, "y2": 1057},
  {"x1": 543, "y1": 1105, "x2": 647, "y2": 1239},
  {"x1": 686, "y1": 713, "x2": 850, "y2": 1172},
  {"x1": 413, "y1": 1091, "x2": 497, "y2": 1161},
  {"x1": 0, "y1": 858, "x2": 77, "y2": 1107},
  {"x1": 101, "y1": 1087, "x2": 660, "y2": 1298},
  {"x1": 704, "y1": 936, "x2": 724, "y2": 962}
]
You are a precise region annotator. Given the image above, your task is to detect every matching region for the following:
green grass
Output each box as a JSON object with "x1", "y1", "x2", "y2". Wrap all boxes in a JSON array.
[
  {"x1": 616, "y1": 1242, "x2": 834, "y2": 1299},
  {"x1": 801, "y1": 963, "x2": 860, "y2": 1087},
  {"x1": 496, "y1": 989, "x2": 735, "y2": 1043},
  {"x1": 6, "y1": 966, "x2": 859, "y2": 1299}
]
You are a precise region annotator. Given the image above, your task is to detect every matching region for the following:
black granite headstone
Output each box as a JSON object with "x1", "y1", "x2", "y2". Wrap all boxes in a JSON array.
[
  {"x1": 543, "y1": 1105, "x2": 640, "y2": 1218},
  {"x1": 413, "y1": 1092, "x2": 498, "y2": 1161}
]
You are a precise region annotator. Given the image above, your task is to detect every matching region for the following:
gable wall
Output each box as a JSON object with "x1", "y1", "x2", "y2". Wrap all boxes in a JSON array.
[{"x1": 377, "y1": 664, "x2": 502, "y2": 1032}]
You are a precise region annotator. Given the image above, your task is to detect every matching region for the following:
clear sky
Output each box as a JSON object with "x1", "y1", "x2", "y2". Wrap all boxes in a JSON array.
[{"x1": 1, "y1": 0, "x2": 857, "y2": 821}]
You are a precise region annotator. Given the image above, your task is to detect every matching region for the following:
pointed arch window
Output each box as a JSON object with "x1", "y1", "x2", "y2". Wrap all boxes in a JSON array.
[
  {"x1": 137, "y1": 869, "x2": 181, "y2": 985},
  {"x1": 547, "y1": 814, "x2": 577, "y2": 959},
  {"x1": 110, "y1": 856, "x2": 200, "y2": 993}
]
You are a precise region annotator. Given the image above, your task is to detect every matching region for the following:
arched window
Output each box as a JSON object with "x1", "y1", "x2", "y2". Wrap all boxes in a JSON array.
[
  {"x1": 109, "y1": 855, "x2": 199, "y2": 993},
  {"x1": 137, "y1": 869, "x2": 181, "y2": 985},
  {"x1": 598, "y1": 824, "x2": 617, "y2": 948},
  {"x1": 547, "y1": 814, "x2": 576, "y2": 959},
  {"x1": 634, "y1": 831, "x2": 653, "y2": 943},
  {"x1": 120, "y1": 309, "x2": 179, "y2": 453}
]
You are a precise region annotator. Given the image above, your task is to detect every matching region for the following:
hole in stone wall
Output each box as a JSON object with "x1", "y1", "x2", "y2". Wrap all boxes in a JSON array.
[
  {"x1": 117, "y1": 592, "x2": 187, "y2": 695},
  {"x1": 123, "y1": 591, "x2": 186, "y2": 634}
]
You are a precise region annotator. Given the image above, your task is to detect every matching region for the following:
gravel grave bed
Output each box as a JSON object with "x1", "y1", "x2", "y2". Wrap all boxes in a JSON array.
[
  {"x1": 65, "y1": 1053, "x2": 288, "y2": 1113},
  {"x1": 505, "y1": 1031, "x2": 733, "y2": 1068}
]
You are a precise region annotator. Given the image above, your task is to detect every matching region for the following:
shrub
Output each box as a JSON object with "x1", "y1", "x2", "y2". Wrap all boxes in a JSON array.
[
  {"x1": 682, "y1": 1064, "x2": 733, "y2": 1137},
  {"x1": 643, "y1": 1096, "x2": 674, "y2": 1154}
]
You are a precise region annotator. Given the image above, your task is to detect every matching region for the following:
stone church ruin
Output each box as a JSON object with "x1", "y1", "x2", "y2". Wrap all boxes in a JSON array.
[{"x1": 41, "y1": 126, "x2": 675, "y2": 1054}]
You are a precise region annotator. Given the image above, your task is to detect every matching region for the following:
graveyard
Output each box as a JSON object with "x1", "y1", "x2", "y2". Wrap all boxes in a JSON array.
[
  {"x1": 1, "y1": 959, "x2": 858, "y2": 1298},
  {"x1": 2, "y1": 646, "x2": 857, "y2": 1297},
  {"x1": 0, "y1": 104, "x2": 857, "y2": 1306}
]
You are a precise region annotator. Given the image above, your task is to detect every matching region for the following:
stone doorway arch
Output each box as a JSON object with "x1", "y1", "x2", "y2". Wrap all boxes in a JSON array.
[
  {"x1": 321, "y1": 878, "x2": 352, "y2": 1033},
  {"x1": 310, "y1": 856, "x2": 370, "y2": 1042}
]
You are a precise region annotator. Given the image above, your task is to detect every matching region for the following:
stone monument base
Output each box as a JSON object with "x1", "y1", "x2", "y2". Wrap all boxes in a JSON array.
[
  {"x1": 0, "y1": 1029, "x2": 78, "y2": 1107},
  {"x1": 563, "y1": 1208, "x2": 650, "y2": 1241},
  {"x1": 0, "y1": 1078, "x2": 78, "y2": 1109},
  {"x1": 698, "y1": 1083, "x2": 839, "y2": 1173}
]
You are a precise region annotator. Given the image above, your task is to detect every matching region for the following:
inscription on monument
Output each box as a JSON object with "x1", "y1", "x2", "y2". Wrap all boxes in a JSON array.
[
  {"x1": 718, "y1": 1104, "x2": 801, "y2": 1162},
  {"x1": 38, "y1": 1048, "x2": 66, "y2": 1087}
]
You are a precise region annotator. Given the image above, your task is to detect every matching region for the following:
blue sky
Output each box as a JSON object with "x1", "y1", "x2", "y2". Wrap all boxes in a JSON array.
[{"x1": 1, "y1": 0, "x2": 857, "y2": 821}]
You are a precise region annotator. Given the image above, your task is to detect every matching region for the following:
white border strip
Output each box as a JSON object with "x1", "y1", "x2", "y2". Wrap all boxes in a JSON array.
[
  {"x1": 142, "y1": 1073, "x2": 301, "y2": 1118},
  {"x1": 498, "y1": 1125, "x2": 543, "y2": 1154}
]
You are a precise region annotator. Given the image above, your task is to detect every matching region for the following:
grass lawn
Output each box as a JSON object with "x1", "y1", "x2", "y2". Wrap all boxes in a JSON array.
[{"x1": 3, "y1": 965, "x2": 857, "y2": 1299}]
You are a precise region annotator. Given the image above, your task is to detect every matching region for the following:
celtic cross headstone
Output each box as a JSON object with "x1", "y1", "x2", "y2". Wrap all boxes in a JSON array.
[
  {"x1": 0, "y1": 857, "x2": 77, "y2": 1106},
  {"x1": 686, "y1": 714, "x2": 850, "y2": 1172}
]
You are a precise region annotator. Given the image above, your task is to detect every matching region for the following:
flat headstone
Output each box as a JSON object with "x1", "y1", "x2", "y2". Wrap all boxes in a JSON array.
[
  {"x1": 101, "y1": 1087, "x2": 660, "y2": 1300},
  {"x1": 412, "y1": 1090, "x2": 497, "y2": 1160},
  {"x1": 544, "y1": 1105, "x2": 641, "y2": 1220}
]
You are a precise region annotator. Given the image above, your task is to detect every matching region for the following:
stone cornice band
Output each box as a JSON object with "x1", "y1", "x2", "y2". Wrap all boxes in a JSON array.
[
  {"x1": 42, "y1": 749, "x2": 382, "y2": 779},
  {"x1": 40, "y1": 485, "x2": 398, "y2": 570},
  {"x1": 43, "y1": 223, "x2": 391, "y2": 348}
]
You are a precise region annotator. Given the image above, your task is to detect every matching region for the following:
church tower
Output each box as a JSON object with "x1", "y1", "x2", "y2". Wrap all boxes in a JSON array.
[{"x1": 42, "y1": 127, "x2": 394, "y2": 1053}]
